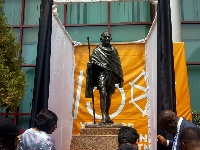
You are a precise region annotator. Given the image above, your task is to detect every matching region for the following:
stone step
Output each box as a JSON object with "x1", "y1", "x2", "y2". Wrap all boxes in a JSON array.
[
  {"x1": 70, "y1": 124, "x2": 123, "y2": 150},
  {"x1": 80, "y1": 127, "x2": 120, "y2": 135},
  {"x1": 70, "y1": 135, "x2": 118, "y2": 150}
]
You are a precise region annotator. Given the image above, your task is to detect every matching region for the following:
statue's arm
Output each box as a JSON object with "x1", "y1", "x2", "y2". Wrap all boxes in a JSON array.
[{"x1": 85, "y1": 62, "x2": 93, "y2": 98}]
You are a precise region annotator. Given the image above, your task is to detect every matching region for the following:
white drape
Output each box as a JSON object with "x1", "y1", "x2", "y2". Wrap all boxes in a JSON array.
[
  {"x1": 49, "y1": 14, "x2": 75, "y2": 150},
  {"x1": 145, "y1": 20, "x2": 157, "y2": 150}
]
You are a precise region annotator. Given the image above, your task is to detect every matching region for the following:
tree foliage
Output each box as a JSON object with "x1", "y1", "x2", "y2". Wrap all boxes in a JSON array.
[
  {"x1": 192, "y1": 110, "x2": 200, "y2": 127},
  {"x1": 0, "y1": 0, "x2": 26, "y2": 110}
]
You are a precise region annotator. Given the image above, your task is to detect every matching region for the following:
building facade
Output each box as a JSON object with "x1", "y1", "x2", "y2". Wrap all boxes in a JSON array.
[{"x1": 1, "y1": 0, "x2": 200, "y2": 129}]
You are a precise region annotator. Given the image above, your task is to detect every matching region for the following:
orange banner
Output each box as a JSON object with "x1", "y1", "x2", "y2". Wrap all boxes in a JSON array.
[
  {"x1": 72, "y1": 42, "x2": 191, "y2": 149},
  {"x1": 173, "y1": 43, "x2": 192, "y2": 120}
]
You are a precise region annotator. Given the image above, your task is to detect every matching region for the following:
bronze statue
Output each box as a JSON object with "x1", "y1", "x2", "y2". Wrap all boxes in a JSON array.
[{"x1": 85, "y1": 31, "x2": 124, "y2": 125}]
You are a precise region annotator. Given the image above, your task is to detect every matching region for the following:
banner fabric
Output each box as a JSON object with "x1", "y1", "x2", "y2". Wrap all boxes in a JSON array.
[{"x1": 72, "y1": 42, "x2": 191, "y2": 149}]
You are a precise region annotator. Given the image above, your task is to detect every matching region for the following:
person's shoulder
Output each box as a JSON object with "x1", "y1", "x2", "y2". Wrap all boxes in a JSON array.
[
  {"x1": 181, "y1": 117, "x2": 199, "y2": 128},
  {"x1": 118, "y1": 144, "x2": 136, "y2": 150},
  {"x1": 22, "y1": 128, "x2": 32, "y2": 134}
]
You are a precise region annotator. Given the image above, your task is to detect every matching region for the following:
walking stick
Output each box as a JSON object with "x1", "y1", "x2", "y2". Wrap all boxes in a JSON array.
[{"x1": 87, "y1": 37, "x2": 96, "y2": 124}]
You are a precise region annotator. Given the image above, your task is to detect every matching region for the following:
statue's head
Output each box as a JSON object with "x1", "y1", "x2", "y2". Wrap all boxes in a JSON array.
[{"x1": 100, "y1": 31, "x2": 112, "y2": 46}]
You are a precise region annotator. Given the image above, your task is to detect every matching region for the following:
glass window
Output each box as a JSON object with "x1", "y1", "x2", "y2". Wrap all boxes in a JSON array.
[
  {"x1": 22, "y1": 44, "x2": 37, "y2": 64},
  {"x1": 188, "y1": 65, "x2": 200, "y2": 111},
  {"x1": 184, "y1": 40, "x2": 200, "y2": 62},
  {"x1": 22, "y1": 28, "x2": 38, "y2": 64},
  {"x1": 67, "y1": 2, "x2": 108, "y2": 24},
  {"x1": 18, "y1": 116, "x2": 31, "y2": 130},
  {"x1": 23, "y1": 28, "x2": 39, "y2": 43},
  {"x1": 110, "y1": 1, "x2": 151, "y2": 23},
  {"x1": 110, "y1": 25, "x2": 151, "y2": 42},
  {"x1": 182, "y1": 24, "x2": 200, "y2": 62},
  {"x1": 13, "y1": 28, "x2": 20, "y2": 42},
  {"x1": 24, "y1": 0, "x2": 40, "y2": 25},
  {"x1": 180, "y1": 0, "x2": 200, "y2": 21},
  {"x1": 0, "y1": 107, "x2": 7, "y2": 113},
  {"x1": 67, "y1": 26, "x2": 108, "y2": 43},
  {"x1": 57, "y1": 5, "x2": 64, "y2": 24},
  {"x1": 18, "y1": 67, "x2": 35, "y2": 129},
  {"x1": 3, "y1": 0, "x2": 21, "y2": 25},
  {"x1": 182, "y1": 24, "x2": 200, "y2": 41}
]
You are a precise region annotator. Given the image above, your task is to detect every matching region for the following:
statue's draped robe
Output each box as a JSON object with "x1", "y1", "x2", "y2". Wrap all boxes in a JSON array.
[{"x1": 85, "y1": 45, "x2": 123, "y2": 98}]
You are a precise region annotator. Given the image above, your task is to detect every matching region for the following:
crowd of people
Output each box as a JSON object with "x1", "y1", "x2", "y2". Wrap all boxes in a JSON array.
[
  {"x1": 1, "y1": 109, "x2": 199, "y2": 150},
  {"x1": 117, "y1": 110, "x2": 200, "y2": 150},
  {"x1": 157, "y1": 110, "x2": 200, "y2": 150},
  {"x1": 0, "y1": 109, "x2": 58, "y2": 150}
]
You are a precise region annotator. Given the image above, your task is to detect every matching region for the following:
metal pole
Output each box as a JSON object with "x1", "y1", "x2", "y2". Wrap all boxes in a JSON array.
[{"x1": 87, "y1": 37, "x2": 96, "y2": 124}]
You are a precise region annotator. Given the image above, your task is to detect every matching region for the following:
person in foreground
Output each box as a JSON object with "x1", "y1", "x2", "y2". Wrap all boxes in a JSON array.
[
  {"x1": 0, "y1": 116, "x2": 20, "y2": 150},
  {"x1": 85, "y1": 31, "x2": 124, "y2": 125},
  {"x1": 179, "y1": 127, "x2": 200, "y2": 150},
  {"x1": 118, "y1": 126, "x2": 139, "y2": 150},
  {"x1": 18, "y1": 109, "x2": 58, "y2": 150},
  {"x1": 157, "y1": 109, "x2": 199, "y2": 150}
]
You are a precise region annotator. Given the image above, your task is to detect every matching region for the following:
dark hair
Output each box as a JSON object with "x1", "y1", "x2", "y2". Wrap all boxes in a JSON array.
[
  {"x1": 0, "y1": 117, "x2": 20, "y2": 150},
  {"x1": 0, "y1": 117, "x2": 20, "y2": 139},
  {"x1": 118, "y1": 126, "x2": 139, "y2": 144},
  {"x1": 180, "y1": 127, "x2": 200, "y2": 143},
  {"x1": 158, "y1": 110, "x2": 177, "y2": 123},
  {"x1": 0, "y1": 138, "x2": 17, "y2": 150},
  {"x1": 34, "y1": 109, "x2": 58, "y2": 132}
]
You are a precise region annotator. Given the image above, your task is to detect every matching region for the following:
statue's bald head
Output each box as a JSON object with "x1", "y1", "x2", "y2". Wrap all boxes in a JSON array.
[
  {"x1": 101, "y1": 31, "x2": 111, "y2": 38},
  {"x1": 100, "y1": 31, "x2": 112, "y2": 47}
]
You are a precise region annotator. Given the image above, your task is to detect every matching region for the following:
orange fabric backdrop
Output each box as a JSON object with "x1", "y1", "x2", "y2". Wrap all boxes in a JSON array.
[{"x1": 72, "y1": 42, "x2": 191, "y2": 148}]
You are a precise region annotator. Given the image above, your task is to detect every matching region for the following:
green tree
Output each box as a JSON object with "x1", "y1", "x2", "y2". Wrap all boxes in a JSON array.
[
  {"x1": 192, "y1": 110, "x2": 200, "y2": 127},
  {"x1": 0, "y1": 0, "x2": 26, "y2": 111}
]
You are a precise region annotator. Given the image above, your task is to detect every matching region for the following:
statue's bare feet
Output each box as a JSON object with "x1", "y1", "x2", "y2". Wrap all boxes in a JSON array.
[
  {"x1": 105, "y1": 116, "x2": 114, "y2": 124},
  {"x1": 98, "y1": 119, "x2": 107, "y2": 125}
]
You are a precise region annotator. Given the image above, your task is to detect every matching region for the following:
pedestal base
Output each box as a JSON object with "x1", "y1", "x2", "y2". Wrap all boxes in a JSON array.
[{"x1": 70, "y1": 125, "x2": 123, "y2": 150}]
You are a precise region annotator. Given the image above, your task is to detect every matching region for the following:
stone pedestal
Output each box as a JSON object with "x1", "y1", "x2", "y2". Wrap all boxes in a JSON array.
[{"x1": 70, "y1": 125, "x2": 122, "y2": 150}]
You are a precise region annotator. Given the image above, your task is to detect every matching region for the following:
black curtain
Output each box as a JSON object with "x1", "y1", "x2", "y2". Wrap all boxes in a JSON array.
[
  {"x1": 30, "y1": 0, "x2": 53, "y2": 127},
  {"x1": 157, "y1": 0, "x2": 176, "y2": 149}
]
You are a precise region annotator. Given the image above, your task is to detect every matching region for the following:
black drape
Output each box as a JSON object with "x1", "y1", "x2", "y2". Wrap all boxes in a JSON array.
[
  {"x1": 30, "y1": 0, "x2": 53, "y2": 127},
  {"x1": 157, "y1": 0, "x2": 176, "y2": 149}
]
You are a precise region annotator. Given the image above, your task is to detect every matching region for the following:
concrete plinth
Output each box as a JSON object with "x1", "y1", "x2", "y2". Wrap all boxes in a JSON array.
[{"x1": 70, "y1": 126, "x2": 121, "y2": 150}]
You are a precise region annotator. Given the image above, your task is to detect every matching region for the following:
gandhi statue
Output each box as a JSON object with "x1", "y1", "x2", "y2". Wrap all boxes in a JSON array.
[{"x1": 85, "y1": 31, "x2": 124, "y2": 125}]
